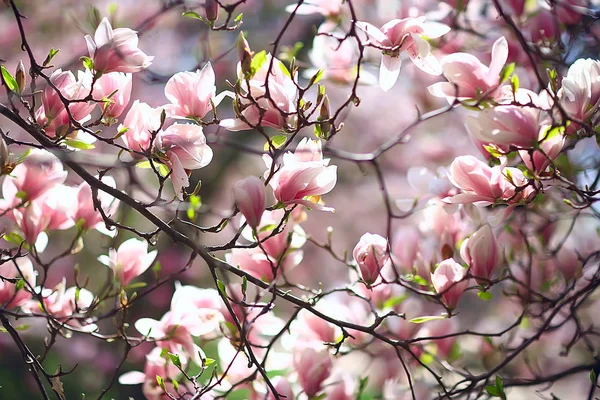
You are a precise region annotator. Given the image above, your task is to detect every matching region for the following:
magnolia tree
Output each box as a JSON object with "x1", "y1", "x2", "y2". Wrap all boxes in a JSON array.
[{"x1": 0, "y1": 0, "x2": 600, "y2": 398}]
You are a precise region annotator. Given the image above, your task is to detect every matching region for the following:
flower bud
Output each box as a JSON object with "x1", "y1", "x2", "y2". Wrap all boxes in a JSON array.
[
  {"x1": 460, "y1": 224, "x2": 500, "y2": 284},
  {"x1": 233, "y1": 176, "x2": 266, "y2": 229},
  {"x1": 0, "y1": 135, "x2": 10, "y2": 175},
  {"x1": 431, "y1": 258, "x2": 468, "y2": 309},
  {"x1": 15, "y1": 60, "x2": 26, "y2": 93},
  {"x1": 294, "y1": 348, "x2": 332, "y2": 398},
  {"x1": 237, "y1": 32, "x2": 254, "y2": 77},
  {"x1": 205, "y1": 0, "x2": 219, "y2": 22},
  {"x1": 353, "y1": 233, "x2": 389, "y2": 285},
  {"x1": 317, "y1": 94, "x2": 331, "y2": 140}
]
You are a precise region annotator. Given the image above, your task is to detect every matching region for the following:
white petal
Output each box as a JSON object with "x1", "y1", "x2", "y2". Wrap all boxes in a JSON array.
[{"x1": 379, "y1": 55, "x2": 402, "y2": 92}]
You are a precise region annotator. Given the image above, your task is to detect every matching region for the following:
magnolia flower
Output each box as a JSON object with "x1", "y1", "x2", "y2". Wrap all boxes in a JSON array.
[
  {"x1": 93, "y1": 72, "x2": 133, "y2": 119},
  {"x1": 0, "y1": 256, "x2": 36, "y2": 309},
  {"x1": 163, "y1": 62, "x2": 230, "y2": 121},
  {"x1": 428, "y1": 37, "x2": 508, "y2": 102},
  {"x1": 519, "y1": 130, "x2": 565, "y2": 173},
  {"x1": 557, "y1": 58, "x2": 600, "y2": 133},
  {"x1": 12, "y1": 200, "x2": 51, "y2": 245},
  {"x1": 264, "y1": 138, "x2": 337, "y2": 211},
  {"x1": 294, "y1": 347, "x2": 333, "y2": 398},
  {"x1": 220, "y1": 53, "x2": 297, "y2": 131},
  {"x1": 444, "y1": 155, "x2": 535, "y2": 206},
  {"x1": 1, "y1": 150, "x2": 67, "y2": 202},
  {"x1": 85, "y1": 17, "x2": 153, "y2": 73},
  {"x1": 460, "y1": 224, "x2": 500, "y2": 284},
  {"x1": 98, "y1": 238, "x2": 157, "y2": 286},
  {"x1": 357, "y1": 17, "x2": 450, "y2": 91},
  {"x1": 465, "y1": 105, "x2": 541, "y2": 148},
  {"x1": 154, "y1": 124, "x2": 213, "y2": 198},
  {"x1": 226, "y1": 247, "x2": 287, "y2": 283},
  {"x1": 353, "y1": 233, "x2": 389, "y2": 285},
  {"x1": 285, "y1": 0, "x2": 344, "y2": 17},
  {"x1": 41, "y1": 185, "x2": 78, "y2": 231},
  {"x1": 246, "y1": 209, "x2": 307, "y2": 260},
  {"x1": 74, "y1": 176, "x2": 119, "y2": 237},
  {"x1": 555, "y1": 0, "x2": 587, "y2": 25},
  {"x1": 431, "y1": 258, "x2": 468, "y2": 309},
  {"x1": 233, "y1": 176, "x2": 266, "y2": 229},
  {"x1": 120, "y1": 100, "x2": 162, "y2": 152}
]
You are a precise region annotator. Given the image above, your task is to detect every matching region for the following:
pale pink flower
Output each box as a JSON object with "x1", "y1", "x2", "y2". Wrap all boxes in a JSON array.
[
  {"x1": 528, "y1": 9, "x2": 559, "y2": 43},
  {"x1": 246, "y1": 209, "x2": 306, "y2": 260},
  {"x1": 0, "y1": 256, "x2": 36, "y2": 309},
  {"x1": 431, "y1": 258, "x2": 469, "y2": 309},
  {"x1": 233, "y1": 176, "x2": 266, "y2": 229},
  {"x1": 41, "y1": 185, "x2": 78, "y2": 231},
  {"x1": 353, "y1": 233, "x2": 389, "y2": 285},
  {"x1": 154, "y1": 124, "x2": 213, "y2": 198},
  {"x1": 93, "y1": 72, "x2": 133, "y2": 119},
  {"x1": 416, "y1": 319, "x2": 457, "y2": 358},
  {"x1": 226, "y1": 247, "x2": 278, "y2": 282},
  {"x1": 465, "y1": 105, "x2": 541, "y2": 148},
  {"x1": 285, "y1": 0, "x2": 344, "y2": 17},
  {"x1": 163, "y1": 62, "x2": 229, "y2": 121},
  {"x1": 294, "y1": 347, "x2": 333, "y2": 398},
  {"x1": 428, "y1": 37, "x2": 508, "y2": 102},
  {"x1": 557, "y1": 58, "x2": 600, "y2": 132},
  {"x1": 460, "y1": 224, "x2": 500, "y2": 284},
  {"x1": 266, "y1": 377, "x2": 295, "y2": 400},
  {"x1": 444, "y1": 155, "x2": 535, "y2": 206},
  {"x1": 12, "y1": 200, "x2": 51, "y2": 245},
  {"x1": 74, "y1": 176, "x2": 119, "y2": 236},
  {"x1": 120, "y1": 100, "x2": 162, "y2": 152},
  {"x1": 357, "y1": 17, "x2": 450, "y2": 91},
  {"x1": 220, "y1": 53, "x2": 297, "y2": 131},
  {"x1": 98, "y1": 238, "x2": 157, "y2": 286},
  {"x1": 264, "y1": 138, "x2": 337, "y2": 211},
  {"x1": 85, "y1": 17, "x2": 153, "y2": 73},
  {"x1": 519, "y1": 131, "x2": 565, "y2": 173},
  {"x1": 2, "y1": 150, "x2": 67, "y2": 202}
]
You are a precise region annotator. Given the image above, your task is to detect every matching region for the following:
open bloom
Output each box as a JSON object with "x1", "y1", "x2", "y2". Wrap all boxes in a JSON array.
[
  {"x1": 220, "y1": 53, "x2": 297, "y2": 131},
  {"x1": 428, "y1": 36, "x2": 508, "y2": 102},
  {"x1": 85, "y1": 17, "x2": 153, "y2": 73},
  {"x1": 225, "y1": 247, "x2": 303, "y2": 283},
  {"x1": 154, "y1": 124, "x2": 213, "y2": 198},
  {"x1": 98, "y1": 238, "x2": 157, "y2": 286},
  {"x1": 460, "y1": 224, "x2": 500, "y2": 284},
  {"x1": 294, "y1": 347, "x2": 333, "y2": 398},
  {"x1": 120, "y1": 100, "x2": 162, "y2": 152},
  {"x1": 164, "y1": 62, "x2": 229, "y2": 121},
  {"x1": 264, "y1": 138, "x2": 337, "y2": 211},
  {"x1": 465, "y1": 105, "x2": 541, "y2": 148},
  {"x1": 444, "y1": 155, "x2": 535, "y2": 206},
  {"x1": 285, "y1": 0, "x2": 344, "y2": 17},
  {"x1": 353, "y1": 233, "x2": 389, "y2": 285},
  {"x1": 1, "y1": 150, "x2": 67, "y2": 202},
  {"x1": 431, "y1": 258, "x2": 469, "y2": 309},
  {"x1": 93, "y1": 72, "x2": 133, "y2": 119},
  {"x1": 357, "y1": 17, "x2": 450, "y2": 91},
  {"x1": 233, "y1": 176, "x2": 266, "y2": 229},
  {"x1": 557, "y1": 58, "x2": 600, "y2": 132},
  {"x1": 0, "y1": 256, "x2": 36, "y2": 309}
]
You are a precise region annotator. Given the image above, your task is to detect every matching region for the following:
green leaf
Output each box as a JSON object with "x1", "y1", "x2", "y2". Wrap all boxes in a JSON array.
[
  {"x1": 242, "y1": 276, "x2": 248, "y2": 294},
  {"x1": 510, "y1": 74, "x2": 519, "y2": 94},
  {"x1": 413, "y1": 275, "x2": 429, "y2": 286},
  {"x1": 486, "y1": 385, "x2": 500, "y2": 396},
  {"x1": 158, "y1": 163, "x2": 170, "y2": 177},
  {"x1": 1, "y1": 65, "x2": 18, "y2": 91},
  {"x1": 235, "y1": 13, "x2": 243, "y2": 23},
  {"x1": 168, "y1": 352, "x2": 182, "y2": 368},
  {"x1": 478, "y1": 290, "x2": 493, "y2": 301},
  {"x1": 591, "y1": 369, "x2": 597, "y2": 383},
  {"x1": 217, "y1": 279, "x2": 226, "y2": 295},
  {"x1": 499, "y1": 62, "x2": 515, "y2": 83},
  {"x1": 249, "y1": 51, "x2": 267, "y2": 78},
  {"x1": 15, "y1": 279, "x2": 25, "y2": 291},
  {"x1": 43, "y1": 48, "x2": 60, "y2": 67},
  {"x1": 204, "y1": 358, "x2": 215, "y2": 366},
  {"x1": 80, "y1": 56, "x2": 94, "y2": 71},
  {"x1": 126, "y1": 282, "x2": 147, "y2": 290},
  {"x1": 308, "y1": 69, "x2": 324, "y2": 87},
  {"x1": 496, "y1": 376, "x2": 504, "y2": 392},
  {"x1": 408, "y1": 315, "x2": 448, "y2": 324},
  {"x1": 155, "y1": 375, "x2": 165, "y2": 391},
  {"x1": 65, "y1": 139, "x2": 95, "y2": 150},
  {"x1": 136, "y1": 160, "x2": 152, "y2": 169},
  {"x1": 264, "y1": 134, "x2": 287, "y2": 151},
  {"x1": 3, "y1": 232, "x2": 25, "y2": 245}
]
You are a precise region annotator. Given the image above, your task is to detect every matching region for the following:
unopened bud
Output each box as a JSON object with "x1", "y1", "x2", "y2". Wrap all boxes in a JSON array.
[
  {"x1": 205, "y1": 0, "x2": 219, "y2": 22},
  {"x1": 318, "y1": 94, "x2": 331, "y2": 138},
  {"x1": 237, "y1": 32, "x2": 254, "y2": 77},
  {"x1": 15, "y1": 61, "x2": 25, "y2": 93},
  {"x1": 0, "y1": 136, "x2": 12, "y2": 175}
]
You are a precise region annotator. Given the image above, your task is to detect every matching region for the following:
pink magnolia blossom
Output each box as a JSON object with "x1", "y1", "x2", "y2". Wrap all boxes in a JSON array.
[
  {"x1": 154, "y1": 123, "x2": 213, "y2": 198},
  {"x1": 428, "y1": 37, "x2": 508, "y2": 102},
  {"x1": 528, "y1": 9, "x2": 559, "y2": 43},
  {"x1": 98, "y1": 238, "x2": 157, "y2": 286},
  {"x1": 226, "y1": 247, "x2": 278, "y2": 282},
  {"x1": 417, "y1": 319, "x2": 457, "y2": 358},
  {"x1": 12, "y1": 200, "x2": 51, "y2": 245},
  {"x1": 120, "y1": 100, "x2": 162, "y2": 152},
  {"x1": 2, "y1": 150, "x2": 67, "y2": 202},
  {"x1": 35, "y1": 69, "x2": 96, "y2": 137},
  {"x1": 74, "y1": 176, "x2": 119, "y2": 236},
  {"x1": 294, "y1": 347, "x2": 333, "y2": 398},
  {"x1": 264, "y1": 138, "x2": 337, "y2": 211},
  {"x1": 233, "y1": 176, "x2": 266, "y2": 229},
  {"x1": 163, "y1": 62, "x2": 229, "y2": 121},
  {"x1": 294, "y1": 307, "x2": 338, "y2": 345},
  {"x1": 246, "y1": 209, "x2": 306, "y2": 260},
  {"x1": 41, "y1": 185, "x2": 78, "y2": 231},
  {"x1": 93, "y1": 72, "x2": 133, "y2": 119},
  {"x1": 431, "y1": 258, "x2": 469, "y2": 309},
  {"x1": 444, "y1": 155, "x2": 535, "y2": 206},
  {"x1": 555, "y1": 0, "x2": 587, "y2": 25},
  {"x1": 0, "y1": 256, "x2": 36, "y2": 309},
  {"x1": 221, "y1": 53, "x2": 297, "y2": 131},
  {"x1": 353, "y1": 233, "x2": 389, "y2": 285},
  {"x1": 460, "y1": 224, "x2": 500, "y2": 284},
  {"x1": 557, "y1": 58, "x2": 600, "y2": 132},
  {"x1": 519, "y1": 131, "x2": 565, "y2": 173},
  {"x1": 357, "y1": 17, "x2": 450, "y2": 91},
  {"x1": 465, "y1": 105, "x2": 541, "y2": 148},
  {"x1": 285, "y1": 0, "x2": 344, "y2": 17},
  {"x1": 85, "y1": 17, "x2": 153, "y2": 73},
  {"x1": 266, "y1": 376, "x2": 295, "y2": 400}
]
